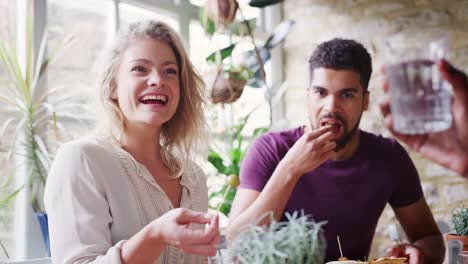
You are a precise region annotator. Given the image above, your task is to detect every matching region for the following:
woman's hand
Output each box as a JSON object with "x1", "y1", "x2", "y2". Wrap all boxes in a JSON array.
[
  {"x1": 154, "y1": 208, "x2": 220, "y2": 256},
  {"x1": 121, "y1": 208, "x2": 220, "y2": 263}
]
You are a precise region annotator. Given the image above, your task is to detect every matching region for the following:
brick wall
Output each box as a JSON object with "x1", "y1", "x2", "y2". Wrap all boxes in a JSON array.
[{"x1": 282, "y1": 0, "x2": 468, "y2": 259}]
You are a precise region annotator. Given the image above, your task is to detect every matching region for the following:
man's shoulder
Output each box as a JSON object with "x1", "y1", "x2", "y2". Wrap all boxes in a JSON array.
[
  {"x1": 360, "y1": 130, "x2": 401, "y2": 152},
  {"x1": 246, "y1": 127, "x2": 303, "y2": 160}
]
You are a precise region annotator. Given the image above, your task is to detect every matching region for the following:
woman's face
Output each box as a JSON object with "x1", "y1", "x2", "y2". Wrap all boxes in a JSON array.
[{"x1": 113, "y1": 38, "x2": 180, "y2": 130}]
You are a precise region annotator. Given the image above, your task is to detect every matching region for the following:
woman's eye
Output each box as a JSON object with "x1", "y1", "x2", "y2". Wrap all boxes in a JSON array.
[
  {"x1": 165, "y1": 68, "x2": 178, "y2": 75},
  {"x1": 131, "y1": 66, "x2": 146, "y2": 72}
]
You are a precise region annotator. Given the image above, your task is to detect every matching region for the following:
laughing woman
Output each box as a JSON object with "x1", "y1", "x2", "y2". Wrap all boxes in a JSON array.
[{"x1": 44, "y1": 20, "x2": 219, "y2": 264}]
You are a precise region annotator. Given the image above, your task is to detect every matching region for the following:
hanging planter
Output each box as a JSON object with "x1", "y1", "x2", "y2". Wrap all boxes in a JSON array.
[
  {"x1": 206, "y1": 0, "x2": 239, "y2": 26},
  {"x1": 206, "y1": 67, "x2": 247, "y2": 104}
]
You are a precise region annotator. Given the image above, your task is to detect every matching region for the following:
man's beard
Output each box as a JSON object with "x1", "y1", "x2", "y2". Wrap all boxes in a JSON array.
[
  {"x1": 314, "y1": 113, "x2": 362, "y2": 152},
  {"x1": 334, "y1": 119, "x2": 360, "y2": 152}
]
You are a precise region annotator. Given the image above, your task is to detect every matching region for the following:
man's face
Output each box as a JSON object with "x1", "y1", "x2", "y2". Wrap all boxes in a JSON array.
[{"x1": 307, "y1": 67, "x2": 369, "y2": 151}]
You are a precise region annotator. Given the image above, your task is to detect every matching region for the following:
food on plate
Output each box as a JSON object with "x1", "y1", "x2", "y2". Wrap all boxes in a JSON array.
[
  {"x1": 370, "y1": 257, "x2": 407, "y2": 264},
  {"x1": 326, "y1": 256, "x2": 407, "y2": 264},
  {"x1": 326, "y1": 257, "x2": 365, "y2": 264},
  {"x1": 326, "y1": 260, "x2": 365, "y2": 264}
]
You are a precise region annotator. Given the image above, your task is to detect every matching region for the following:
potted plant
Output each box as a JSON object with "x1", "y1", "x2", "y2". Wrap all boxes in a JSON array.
[
  {"x1": 227, "y1": 212, "x2": 327, "y2": 263},
  {"x1": 0, "y1": 2, "x2": 89, "y2": 257},
  {"x1": 208, "y1": 107, "x2": 268, "y2": 216},
  {"x1": 200, "y1": 0, "x2": 294, "y2": 107},
  {"x1": 446, "y1": 206, "x2": 468, "y2": 252}
]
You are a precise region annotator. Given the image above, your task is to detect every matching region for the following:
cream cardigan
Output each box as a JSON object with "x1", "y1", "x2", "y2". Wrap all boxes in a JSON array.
[{"x1": 44, "y1": 135, "x2": 208, "y2": 264}]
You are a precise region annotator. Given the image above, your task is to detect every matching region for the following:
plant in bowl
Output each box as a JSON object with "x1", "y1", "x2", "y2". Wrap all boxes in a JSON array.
[
  {"x1": 446, "y1": 206, "x2": 468, "y2": 252},
  {"x1": 228, "y1": 211, "x2": 327, "y2": 264},
  {"x1": 200, "y1": 0, "x2": 294, "y2": 107}
]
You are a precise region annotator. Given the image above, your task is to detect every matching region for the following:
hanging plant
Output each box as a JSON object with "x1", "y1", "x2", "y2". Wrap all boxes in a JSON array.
[
  {"x1": 205, "y1": 64, "x2": 251, "y2": 104},
  {"x1": 206, "y1": 0, "x2": 239, "y2": 27}
]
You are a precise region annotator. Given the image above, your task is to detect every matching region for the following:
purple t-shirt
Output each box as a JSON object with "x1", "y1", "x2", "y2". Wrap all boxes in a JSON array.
[{"x1": 239, "y1": 127, "x2": 423, "y2": 262}]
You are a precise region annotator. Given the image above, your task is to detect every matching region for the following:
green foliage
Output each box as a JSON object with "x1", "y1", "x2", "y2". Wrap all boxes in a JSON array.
[
  {"x1": 0, "y1": 3, "x2": 88, "y2": 212},
  {"x1": 249, "y1": 0, "x2": 283, "y2": 8},
  {"x1": 198, "y1": 7, "x2": 215, "y2": 36},
  {"x1": 208, "y1": 108, "x2": 267, "y2": 216},
  {"x1": 228, "y1": 18, "x2": 257, "y2": 37},
  {"x1": 263, "y1": 19, "x2": 295, "y2": 50},
  {"x1": 452, "y1": 206, "x2": 468, "y2": 236},
  {"x1": 200, "y1": 2, "x2": 294, "y2": 91},
  {"x1": 229, "y1": 211, "x2": 327, "y2": 264}
]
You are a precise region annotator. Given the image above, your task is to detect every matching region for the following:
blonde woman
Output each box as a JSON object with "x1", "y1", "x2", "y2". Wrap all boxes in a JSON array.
[{"x1": 44, "y1": 20, "x2": 219, "y2": 263}]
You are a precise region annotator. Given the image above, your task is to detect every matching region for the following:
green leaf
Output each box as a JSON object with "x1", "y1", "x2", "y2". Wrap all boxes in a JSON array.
[
  {"x1": 206, "y1": 43, "x2": 236, "y2": 63},
  {"x1": 230, "y1": 148, "x2": 242, "y2": 165},
  {"x1": 249, "y1": 0, "x2": 283, "y2": 8},
  {"x1": 253, "y1": 127, "x2": 268, "y2": 138},
  {"x1": 264, "y1": 19, "x2": 295, "y2": 49},
  {"x1": 228, "y1": 18, "x2": 256, "y2": 36},
  {"x1": 0, "y1": 185, "x2": 24, "y2": 206},
  {"x1": 208, "y1": 149, "x2": 228, "y2": 175},
  {"x1": 198, "y1": 7, "x2": 215, "y2": 36},
  {"x1": 216, "y1": 185, "x2": 237, "y2": 216},
  {"x1": 246, "y1": 77, "x2": 265, "y2": 88},
  {"x1": 242, "y1": 48, "x2": 270, "y2": 76}
]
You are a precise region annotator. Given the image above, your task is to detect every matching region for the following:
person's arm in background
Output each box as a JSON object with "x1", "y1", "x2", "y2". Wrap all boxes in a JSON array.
[
  {"x1": 227, "y1": 126, "x2": 336, "y2": 242},
  {"x1": 388, "y1": 198, "x2": 445, "y2": 264},
  {"x1": 380, "y1": 59, "x2": 468, "y2": 178}
]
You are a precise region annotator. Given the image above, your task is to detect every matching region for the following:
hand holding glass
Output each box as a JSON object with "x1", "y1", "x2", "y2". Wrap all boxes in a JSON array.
[{"x1": 383, "y1": 32, "x2": 452, "y2": 134}]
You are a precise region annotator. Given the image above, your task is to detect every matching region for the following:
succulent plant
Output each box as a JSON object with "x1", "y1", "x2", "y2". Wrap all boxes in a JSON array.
[
  {"x1": 229, "y1": 211, "x2": 327, "y2": 264},
  {"x1": 452, "y1": 206, "x2": 468, "y2": 236}
]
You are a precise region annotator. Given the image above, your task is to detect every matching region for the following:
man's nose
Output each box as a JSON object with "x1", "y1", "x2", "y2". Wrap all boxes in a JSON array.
[{"x1": 323, "y1": 95, "x2": 340, "y2": 112}]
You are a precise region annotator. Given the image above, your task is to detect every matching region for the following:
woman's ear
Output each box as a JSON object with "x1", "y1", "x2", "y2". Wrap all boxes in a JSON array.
[{"x1": 110, "y1": 81, "x2": 118, "y2": 100}]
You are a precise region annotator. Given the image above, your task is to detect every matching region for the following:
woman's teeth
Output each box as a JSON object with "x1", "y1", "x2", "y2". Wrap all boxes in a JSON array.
[{"x1": 140, "y1": 95, "x2": 168, "y2": 104}]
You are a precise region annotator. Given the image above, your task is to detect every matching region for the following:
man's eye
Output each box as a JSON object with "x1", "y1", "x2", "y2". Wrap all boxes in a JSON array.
[
  {"x1": 343, "y1": 92, "x2": 354, "y2": 98},
  {"x1": 131, "y1": 66, "x2": 146, "y2": 72},
  {"x1": 315, "y1": 90, "x2": 326, "y2": 96}
]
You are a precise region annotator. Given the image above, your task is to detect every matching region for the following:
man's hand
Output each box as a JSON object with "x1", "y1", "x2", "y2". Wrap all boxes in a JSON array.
[
  {"x1": 387, "y1": 244, "x2": 424, "y2": 264},
  {"x1": 380, "y1": 59, "x2": 468, "y2": 178},
  {"x1": 280, "y1": 125, "x2": 336, "y2": 177}
]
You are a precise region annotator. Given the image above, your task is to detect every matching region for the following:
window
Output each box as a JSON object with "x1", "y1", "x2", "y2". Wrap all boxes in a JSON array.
[{"x1": 119, "y1": 2, "x2": 179, "y2": 31}]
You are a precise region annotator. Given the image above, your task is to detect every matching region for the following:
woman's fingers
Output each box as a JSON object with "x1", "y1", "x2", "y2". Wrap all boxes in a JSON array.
[
  {"x1": 180, "y1": 244, "x2": 218, "y2": 256},
  {"x1": 175, "y1": 209, "x2": 213, "y2": 225}
]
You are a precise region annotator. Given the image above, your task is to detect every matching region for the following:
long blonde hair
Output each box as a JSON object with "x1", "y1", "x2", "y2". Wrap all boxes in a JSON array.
[{"x1": 95, "y1": 20, "x2": 207, "y2": 178}]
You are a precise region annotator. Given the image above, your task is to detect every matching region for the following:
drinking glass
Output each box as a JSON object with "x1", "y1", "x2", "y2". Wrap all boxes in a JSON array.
[{"x1": 382, "y1": 31, "x2": 453, "y2": 134}]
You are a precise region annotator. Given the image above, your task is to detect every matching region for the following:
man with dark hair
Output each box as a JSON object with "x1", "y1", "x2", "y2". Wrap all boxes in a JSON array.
[{"x1": 227, "y1": 38, "x2": 445, "y2": 263}]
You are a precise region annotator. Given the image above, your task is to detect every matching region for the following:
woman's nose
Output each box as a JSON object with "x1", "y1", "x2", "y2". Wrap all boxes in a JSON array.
[{"x1": 147, "y1": 71, "x2": 162, "y2": 87}]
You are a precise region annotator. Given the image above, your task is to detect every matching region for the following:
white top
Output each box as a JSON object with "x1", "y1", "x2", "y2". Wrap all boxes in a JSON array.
[{"x1": 44, "y1": 135, "x2": 208, "y2": 264}]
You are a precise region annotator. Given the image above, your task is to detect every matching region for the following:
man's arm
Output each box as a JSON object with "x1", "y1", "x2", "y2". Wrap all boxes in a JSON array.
[
  {"x1": 227, "y1": 126, "x2": 336, "y2": 242},
  {"x1": 227, "y1": 163, "x2": 302, "y2": 241},
  {"x1": 390, "y1": 198, "x2": 445, "y2": 264}
]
